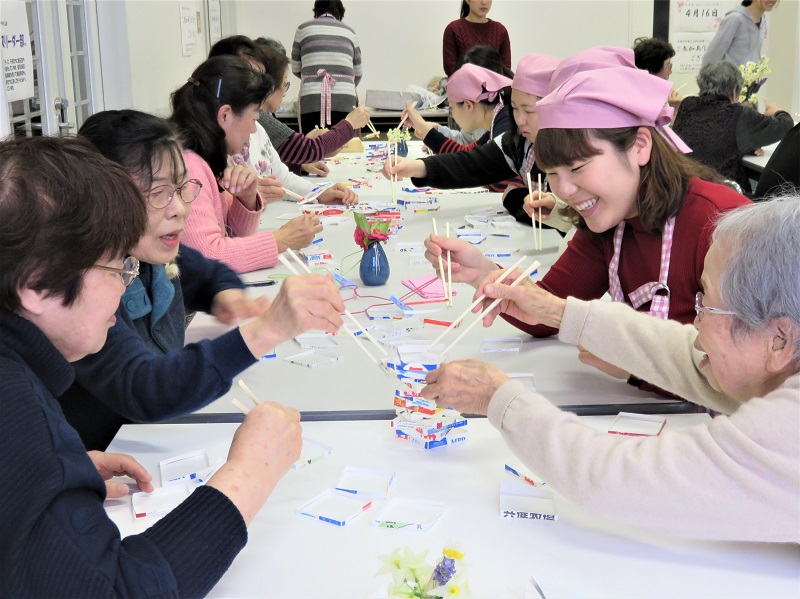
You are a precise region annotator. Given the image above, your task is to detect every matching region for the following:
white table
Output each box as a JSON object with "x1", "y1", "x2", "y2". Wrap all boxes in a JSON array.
[
  {"x1": 182, "y1": 142, "x2": 690, "y2": 420},
  {"x1": 741, "y1": 139, "x2": 779, "y2": 173},
  {"x1": 106, "y1": 416, "x2": 800, "y2": 598}
]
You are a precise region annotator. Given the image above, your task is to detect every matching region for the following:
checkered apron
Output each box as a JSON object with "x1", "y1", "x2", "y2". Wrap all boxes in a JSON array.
[
  {"x1": 607, "y1": 216, "x2": 676, "y2": 319},
  {"x1": 298, "y1": 69, "x2": 356, "y2": 128}
]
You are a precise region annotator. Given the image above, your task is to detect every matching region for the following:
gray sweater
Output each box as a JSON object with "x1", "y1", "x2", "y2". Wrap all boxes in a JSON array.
[{"x1": 702, "y1": 6, "x2": 766, "y2": 68}]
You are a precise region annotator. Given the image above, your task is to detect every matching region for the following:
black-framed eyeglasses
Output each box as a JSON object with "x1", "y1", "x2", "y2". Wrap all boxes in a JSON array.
[
  {"x1": 146, "y1": 179, "x2": 203, "y2": 210},
  {"x1": 93, "y1": 256, "x2": 140, "y2": 287},
  {"x1": 694, "y1": 292, "x2": 737, "y2": 321},
  {"x1": 282, "y1": 80, "x2": 291, "y2": 92}
]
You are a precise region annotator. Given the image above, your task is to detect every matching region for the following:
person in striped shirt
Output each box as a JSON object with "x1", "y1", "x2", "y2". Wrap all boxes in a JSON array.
[{"x1": 292, "y1": 1, "x2": 363, "y2": 134}]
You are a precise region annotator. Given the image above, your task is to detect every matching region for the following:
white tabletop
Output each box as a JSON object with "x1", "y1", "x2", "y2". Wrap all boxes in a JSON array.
[
  {"x1": 183, "y1": 142, "x2": 690, "y2": 419},
  {"x1": 741, "y1": 139, "x2": 779, "y2": 173},
  {"x1": 106, "y1": 416, "x2": 800, "y2": 598}
]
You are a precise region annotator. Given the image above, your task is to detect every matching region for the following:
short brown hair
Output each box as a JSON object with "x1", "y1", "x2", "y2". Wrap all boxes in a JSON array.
[
  {"x1": 0, "y1": 136, "x2": 147, "y2": 312},
  {"x1": 536, "y1": 126, "x2": 723, "y2": 234}
]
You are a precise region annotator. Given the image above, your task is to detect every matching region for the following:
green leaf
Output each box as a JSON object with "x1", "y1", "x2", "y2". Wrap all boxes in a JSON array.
[{"x1": 353, "y1": 211, "x2": 369, "y2": 231}]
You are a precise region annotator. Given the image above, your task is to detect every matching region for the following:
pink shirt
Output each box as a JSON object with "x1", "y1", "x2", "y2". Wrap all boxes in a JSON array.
[{"x1": 181, "y1": 150, "x2": 278, "y2": 274}]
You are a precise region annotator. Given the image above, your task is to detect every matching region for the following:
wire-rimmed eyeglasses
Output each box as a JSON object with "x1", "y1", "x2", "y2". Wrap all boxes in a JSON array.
[
  {"x1": 695, "y1": 292, "x2": 737, "y2": 321},
  {"x1": 146, "y1": 179, "x2": 203, "y2": 210},
  {"x1": 92, "y1": 256, "x2": 140, "y2": 287}
]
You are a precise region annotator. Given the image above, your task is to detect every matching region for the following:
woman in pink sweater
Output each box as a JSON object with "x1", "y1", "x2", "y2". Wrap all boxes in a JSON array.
[{"x1": 171, "y1": 55, "x2": 322, "y2": 274}]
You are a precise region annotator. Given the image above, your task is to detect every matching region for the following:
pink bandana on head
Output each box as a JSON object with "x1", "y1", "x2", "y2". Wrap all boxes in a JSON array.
[
  {"x1": 511, "y1": 54, "x2": 561, "y2": 98},
  {"x1": 447, "y1": 64, "x2": 512, "y2": 104},
  {"x1": 549, "y1": 46, "x2": 636, "y2": 93},
  {"x1": 537, "y1": 66, "x2": 691, "y2": 153}
]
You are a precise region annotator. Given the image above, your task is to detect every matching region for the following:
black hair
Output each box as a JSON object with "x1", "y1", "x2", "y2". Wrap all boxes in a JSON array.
[
  {"x1": 0, "y1": 136, "x2": 146, "y2": 312},
  {"x1": 314, "y1": 0, "x2": 345, "y2": 20},
  {"x1": 169, "y1": 55, "x2": 272, "y2": 179},
  {"x1": 460, "y1": 1, "x2": 469, "y2": 18},
  {"x1": 254, "y1": 40, "x2": 291, "y2": 87},
  {"x1": 79, "y1": 110, "x2": 185, "y2": 192},
  {"x1": 632, "y1": 37, "x2": 676, "y2": 75},
  {"x1": 208, "y1": 35, "x2": 271, "y2": 72},
  {"x1": 456, "y1": 45, "x2": 514, "y2": 78},
  {"x1": 256, "y1": 36, "x2": 287, "y2": 57}
]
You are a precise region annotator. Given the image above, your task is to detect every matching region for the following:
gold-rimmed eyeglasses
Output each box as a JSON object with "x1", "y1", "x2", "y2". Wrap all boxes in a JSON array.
[
  {"x1": 146, "y1": 179, "x2": 203, "y2": 210},
  {"x1": 695, "y1": 292, "x2": 737, "y2": 321},
  {"x1": 92, "y1": 256, "x2": 140, "y2": 287}
]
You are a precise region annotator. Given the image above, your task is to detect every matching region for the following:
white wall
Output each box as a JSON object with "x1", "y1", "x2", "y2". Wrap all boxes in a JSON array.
[
  {"x1": 99, "y1": 0, "x2": 798, "y2": 116},
  {"x1": 235, "y1": 0, "x2": 654, "y2": 105}
]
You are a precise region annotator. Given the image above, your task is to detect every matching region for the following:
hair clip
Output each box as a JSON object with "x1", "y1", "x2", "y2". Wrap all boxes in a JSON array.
[{"x1": 187, "y1": 76, "x2": 201, "y2": 87}]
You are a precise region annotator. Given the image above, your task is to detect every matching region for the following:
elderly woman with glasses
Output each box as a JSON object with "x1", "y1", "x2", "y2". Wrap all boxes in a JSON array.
[
  {"x1": 0, "y1": 135, "x2": 303, "y2": 596},
  {"x1": 423, "y1": 198, "x2": 800, "y2": 542},
  {"x1": 58, "y1": 110, "x2": 346, "y2": 450}
]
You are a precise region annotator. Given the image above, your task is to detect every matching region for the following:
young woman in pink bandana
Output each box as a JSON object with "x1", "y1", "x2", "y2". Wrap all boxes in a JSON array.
[{"x1": 425, "y1": 61, "x2": 750, "y2": 391}]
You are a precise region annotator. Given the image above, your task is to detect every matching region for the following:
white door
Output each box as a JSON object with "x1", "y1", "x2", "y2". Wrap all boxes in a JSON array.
[{"x1": 1, "y1": 0, "x2": 102, "y2": 137}]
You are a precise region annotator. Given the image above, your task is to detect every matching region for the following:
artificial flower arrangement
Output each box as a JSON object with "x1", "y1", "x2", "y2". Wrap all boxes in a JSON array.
[
  {"x1": 738, "y1": 56, "x2": 771, "y2": 106},
  {"x1": 376, "y1": 546, "x2": 469, "y2": 598},
  {"x1": 354, "y1": 211, "x2": 390, "y2": 251}
]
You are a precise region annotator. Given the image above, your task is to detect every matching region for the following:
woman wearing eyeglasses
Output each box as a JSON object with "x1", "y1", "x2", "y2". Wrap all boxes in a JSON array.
[
  {"x1": 170, "y1": 55, "x2": 351, "y2": 274},
  {"x1": 424, "y1": 198, "x2": 800, "y2": 542},
  {"x1": 58, "y1": 110, "x2": 346, "y2": 450},
  {"x1": 0, "y1": 135, "x2": 304, "y2": 595}
]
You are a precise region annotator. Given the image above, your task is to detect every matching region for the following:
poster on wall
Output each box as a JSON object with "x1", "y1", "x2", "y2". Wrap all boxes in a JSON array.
[
  {"x1": 674, "y1": 1, "x2": 729, "y2": 32},
  {"x1": 208, "y1": 0, "x2": 222, "y2": 45},
  {"x1": 1, "y1": 0, "x2": 35, "y2": 102},
  {"x1": 179, "y1": 2, "x2": 200, "y2": 57},
  {"x1": 672, "y1": 32, "x2": 714, "y2": 73}
]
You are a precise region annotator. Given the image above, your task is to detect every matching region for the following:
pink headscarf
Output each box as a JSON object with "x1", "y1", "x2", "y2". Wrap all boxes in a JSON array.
[
  {"x1": 549, "y1": 46, "x2": 636, "y2": 93},
  {"x1": 446, "y1": 64, "x2": 512, "y2": 104},
  {"x1": 538, "y1": 66, "x2": 691, "y2": 153},
  {"x1": 511, "y1": 54, "x2": 561, "y2": 98}
]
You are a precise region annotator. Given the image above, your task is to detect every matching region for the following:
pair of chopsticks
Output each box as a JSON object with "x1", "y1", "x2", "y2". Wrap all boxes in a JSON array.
[
  {"x1": 231, "y1": 379, "x2": 260, "y2": 414},
  {"x1": 278, "y1": 248, "x2": 389, "y2": 367},
  {"x1": 431, "y1": 218, "x2": 452, "y2": 307},
  {"x1": 526, "y1": 172, "x2": 545, "y2": 251},
  {"x1": 426, "y1": 258, "x2": 540, "y2": 356},
  {"x1": 352, "y1": 105, "x2": 379, "y2": 138}
]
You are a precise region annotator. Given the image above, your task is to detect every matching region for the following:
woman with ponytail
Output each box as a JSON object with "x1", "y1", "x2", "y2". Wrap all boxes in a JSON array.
[{"x1": 171, "y1": 55, "x2": 324, "y2": 273}]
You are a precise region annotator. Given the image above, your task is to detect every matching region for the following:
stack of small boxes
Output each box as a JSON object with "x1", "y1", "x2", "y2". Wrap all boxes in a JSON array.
[{"x1": 386, "y1": 345, "x2": 468, "y2": 449}]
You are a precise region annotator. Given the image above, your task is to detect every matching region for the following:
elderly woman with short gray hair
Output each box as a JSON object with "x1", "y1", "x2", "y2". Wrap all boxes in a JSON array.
[
  {"x1": 673, "y1": 60, "x2": 792, "y2": 194},
  {"x1": 423, "y1": 198, "x2": 800, "y2": 543}
]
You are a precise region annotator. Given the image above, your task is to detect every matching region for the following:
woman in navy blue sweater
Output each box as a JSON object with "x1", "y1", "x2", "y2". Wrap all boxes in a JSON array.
[
  {"x1": 0, "y1": 135, "x2": 302, "y2": 596},
  {"x1": 60, "y1": 110, "x2": 346, "y2": 450}
]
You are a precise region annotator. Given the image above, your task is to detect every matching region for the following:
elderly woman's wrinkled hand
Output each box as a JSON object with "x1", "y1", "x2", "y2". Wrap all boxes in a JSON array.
[
  {"x1": 422, "y1": 360, "x2": 510, "y2": 415},
  {"x1": 474, "y1": 269, "x2": 566, "y2": 329}
]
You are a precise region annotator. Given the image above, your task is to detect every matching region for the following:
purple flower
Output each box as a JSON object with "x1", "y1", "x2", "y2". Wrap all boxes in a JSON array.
[{"x1": 432, "y1": 557, "x2": 456, "y2": 585}]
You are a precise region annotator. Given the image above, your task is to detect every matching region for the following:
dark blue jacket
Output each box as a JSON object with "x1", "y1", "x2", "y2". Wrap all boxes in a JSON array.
[
  {"x1": 0, "y1": 309, "x2": 246, "y2": 597},
  {"x1": 60, "y1": 245, "x2": 258, "y2": 449}
]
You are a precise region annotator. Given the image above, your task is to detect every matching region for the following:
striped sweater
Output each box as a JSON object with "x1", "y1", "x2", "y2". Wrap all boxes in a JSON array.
[
  {"x1": 259, "y1": 111, "x2": 354, "y2": 167},
  {"x1": 292, "y1": 16, "x2": 362, "y2": 114}
]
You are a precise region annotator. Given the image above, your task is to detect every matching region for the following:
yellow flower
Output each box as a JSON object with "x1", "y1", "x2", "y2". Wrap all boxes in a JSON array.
[{"x1": 442, "y1": 547, "x2": 464, "y2": 560}]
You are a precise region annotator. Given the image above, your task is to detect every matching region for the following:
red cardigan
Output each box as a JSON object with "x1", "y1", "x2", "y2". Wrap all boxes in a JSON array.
[{"x1": 505, "y1": 178, "x2": 751, "y2": 337}]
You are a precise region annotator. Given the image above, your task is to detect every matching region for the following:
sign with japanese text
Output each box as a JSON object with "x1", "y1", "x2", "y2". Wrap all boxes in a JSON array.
[{"x1": 1, "y1": 0, "x2": 34, "y2": 101}]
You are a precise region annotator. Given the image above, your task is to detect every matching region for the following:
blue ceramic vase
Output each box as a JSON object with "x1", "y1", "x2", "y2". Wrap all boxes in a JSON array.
[{"x1": 359, "y1": 241, "x2": 390, "y2": 286}]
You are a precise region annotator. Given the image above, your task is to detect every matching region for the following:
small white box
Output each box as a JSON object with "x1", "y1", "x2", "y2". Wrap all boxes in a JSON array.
[{"x1": 608, "y1": 412, "x2": 666, "y2": 437}]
